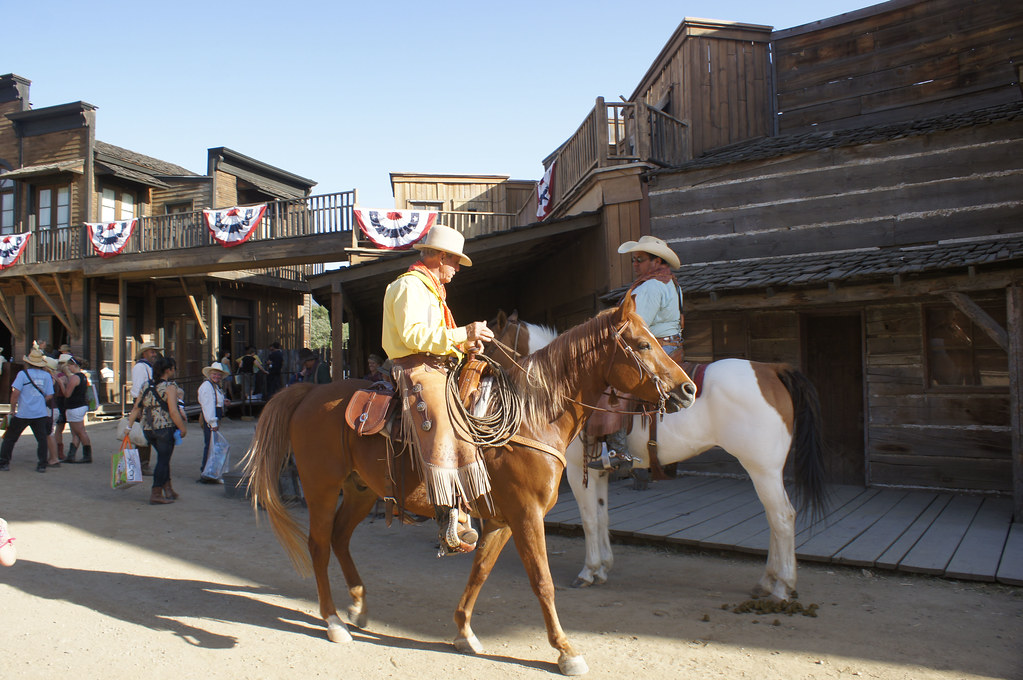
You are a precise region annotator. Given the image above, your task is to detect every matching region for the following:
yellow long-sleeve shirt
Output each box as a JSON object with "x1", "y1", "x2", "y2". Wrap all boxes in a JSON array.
[{"x1": 382, "y1": 271, "x2": 468, "y2": 359}]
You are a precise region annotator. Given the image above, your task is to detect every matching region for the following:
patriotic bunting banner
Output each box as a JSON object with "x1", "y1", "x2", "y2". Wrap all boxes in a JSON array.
[
  {"x1": 203, "y1": 204, "x2": 267, "y2": 247},
  {"x1": 87, "y1": 219, "x2": 137, "y2": 258},
  {"x1": 354, "y1": 209, "x2": 437, "y2": 250},
  {"x1": 0, "y1": 232, "x2": 30, "y2": 270},
  {"x1": 536, "y1": 161, "x2": 556, "y2": 221}
]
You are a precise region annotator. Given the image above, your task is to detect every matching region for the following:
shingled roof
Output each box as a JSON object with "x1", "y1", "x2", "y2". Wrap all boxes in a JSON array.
[
  {"x1": 95, "y1": 140, "x2": 199, "y2": 178},
  {"x1": 650, "y1": 101, "x2": 1023, "y2": 174},
  {"x1": 675, "y1": 233, "x2": 1023, "y2": 295}
]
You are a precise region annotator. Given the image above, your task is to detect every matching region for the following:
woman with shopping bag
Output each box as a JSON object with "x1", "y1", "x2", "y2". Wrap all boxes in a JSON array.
[
  {"x1": 124, "y1": 357, "x2": 187, "y2": 505},
  {"x1": 197, "y1": 361, "x2": 231, "y2": 482}
]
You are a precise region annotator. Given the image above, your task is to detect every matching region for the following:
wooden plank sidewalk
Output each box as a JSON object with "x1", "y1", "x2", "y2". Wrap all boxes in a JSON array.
[{"x1": 544, "y1": 475, "x2": 1022, "y2": 586}]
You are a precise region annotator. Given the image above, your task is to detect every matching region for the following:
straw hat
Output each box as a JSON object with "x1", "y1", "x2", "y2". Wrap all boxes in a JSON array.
[
  {"x1": 202, "y1": 361, "x2": 230, "y2": 379},
  {"x1": 136, "y1": 341, "x2": 164, "y2": 359},
  {"x1": 617, "y1": 235, "x2": 680, "y2": 269},
  {"x1": 413, "y1": 224, "x2": 472, "y2": 266},
  {"x1": 43, "y1": 356, "x2": 59, "y2": 371},
  {"x1": 59, "y1": 344, "x2": 72, "y2": 354},
  {"x1": 23, "y1": 347, "x2": 49, "y2": 368}
]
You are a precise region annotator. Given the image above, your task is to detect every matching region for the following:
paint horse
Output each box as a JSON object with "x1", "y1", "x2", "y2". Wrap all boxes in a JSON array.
[
  {"x1": 242, "y1": 294, "x2": 696, "y2": 676},
  {"x1": 489, "y1": 312, "x2": 827, "y2": 601}
]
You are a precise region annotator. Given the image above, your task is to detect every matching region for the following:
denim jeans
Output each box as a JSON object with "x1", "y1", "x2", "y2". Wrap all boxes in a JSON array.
[
  {"x1": 201, "y1": 406, "x2": 224, "y2": 474},
  {"x1": 144, "y1": 426, "x2": 176, "y2": 488}
]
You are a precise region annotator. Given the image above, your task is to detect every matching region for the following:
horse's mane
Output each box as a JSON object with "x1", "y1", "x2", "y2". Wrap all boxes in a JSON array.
[
  {"x1": 513, "y1": 310, "x2": 615, "y2": 432},
  {"x1": 525, "y1": 323, "x2": 558, "y2": 354}
]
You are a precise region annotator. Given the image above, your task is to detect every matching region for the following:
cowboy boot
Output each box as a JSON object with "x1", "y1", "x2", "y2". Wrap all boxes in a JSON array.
[
  {"x1": 64, "y1": 443, "x2": 79, "y2": 463},
  {"x1": 79, "y1": 445, "x2": 93, "y2": 464},
  {"x1": 149, "y1": 486, "x2": 174, "y2": 505},
  {"x1": 435, "y1": 506, "x2": 478, "y2": 554},
  {"x1": 163, "y1": 478, "x2": 180, "y2": 500}
]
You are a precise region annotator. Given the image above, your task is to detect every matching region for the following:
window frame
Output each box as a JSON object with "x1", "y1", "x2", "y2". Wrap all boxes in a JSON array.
[{"x1": 922, "y1": 301, "x2": 1008, "y2": 391}]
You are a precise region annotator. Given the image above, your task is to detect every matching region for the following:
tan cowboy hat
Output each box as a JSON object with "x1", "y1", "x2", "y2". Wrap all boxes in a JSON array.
[
  {"x1": 617, "y1": 235, "x2": 680, "y2": 269},
  {"x1": 23, "y1": 347, "x2": 49, "y2": 368},
  {"x1": 413, "y1": 224, "x2": 472, "y2": 266},
  {"x1": 59, "y1": 344, "x2": 72, "y2": 354},
  {"x1": 202, "y1": 361, "x2": 230, "y2": 379},
  {"x1": 136, "y1": 341, "x2": 164, "y2": 359}
]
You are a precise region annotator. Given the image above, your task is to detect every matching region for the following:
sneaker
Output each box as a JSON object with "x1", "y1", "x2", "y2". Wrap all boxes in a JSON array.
[
  {"x1": 35, "y1": 464, "x2": 46, "y2": 473},
  {"x1": 0, "y1": 461, "x2": 9, "y2": 472}
]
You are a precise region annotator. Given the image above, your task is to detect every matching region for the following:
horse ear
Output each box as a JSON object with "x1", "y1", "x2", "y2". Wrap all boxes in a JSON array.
[
  {"x1": 494, "y1": 309, "x2": 507, "y2": 332},
  {"x1": 616, "y1": 289, "x2": 637, "y2": 320},
  {"x1": 509, "y1": 309, "x2": 519, "y2": 322}
]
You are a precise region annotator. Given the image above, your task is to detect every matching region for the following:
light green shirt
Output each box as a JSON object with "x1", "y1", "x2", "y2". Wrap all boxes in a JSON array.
[{"x1": 632, "y1": 278, "x2": 682, "y2": 338}]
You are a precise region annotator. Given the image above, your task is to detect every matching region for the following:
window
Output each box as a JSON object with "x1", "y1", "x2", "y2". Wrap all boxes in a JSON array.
[
  {"x1": 99, "y1": 317, "x2": 116, "y2": 381},
  {"x1": 925, "y1": 304, "x2": 1008, "y2": 387},
  {"x1": 1, "y1": 177, "x2": 13, "y2": 234},
  {"x1": 100, "y1": 186, "x2": 136, "y2": 221},
  {"x1": 409, "y1": 201, "x2": 443, "y2": 213},
  {"x1": 37, "y1": 185, "x2": 70, "y2": 229},
  {"x1": 166, "y1": 201, "x2": 193, "y2": 214}
]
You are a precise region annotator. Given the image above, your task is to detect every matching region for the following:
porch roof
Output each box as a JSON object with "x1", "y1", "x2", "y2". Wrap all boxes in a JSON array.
[{"x1": 0, "y1": 160, "x2": 84, "y2": 180}]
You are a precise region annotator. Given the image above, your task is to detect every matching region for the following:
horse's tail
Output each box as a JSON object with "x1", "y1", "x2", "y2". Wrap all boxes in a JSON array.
[
  {"x1": 241, "y1": 382, "x2": 318, "y2": 577},
  {"x1": 777, "y1": 367, "x2": 829, "y2": 524}
]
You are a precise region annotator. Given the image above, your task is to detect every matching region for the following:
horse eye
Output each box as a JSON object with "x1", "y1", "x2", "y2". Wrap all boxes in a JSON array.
[{"x1": 638, "y1": 342, "x2": 651, "y2": 351}]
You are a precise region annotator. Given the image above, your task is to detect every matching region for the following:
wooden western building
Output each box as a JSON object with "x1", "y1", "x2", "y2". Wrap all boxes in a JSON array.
[
  {"x1": 311, "y1": 0, "x2": 1023, "y2": 516},
  {"x1": 0, "y1": 74, "x2": 357, "y2": 407}
]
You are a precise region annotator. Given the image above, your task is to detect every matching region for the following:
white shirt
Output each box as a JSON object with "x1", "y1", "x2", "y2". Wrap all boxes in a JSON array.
[
  {"x1": 197, "y1": 379, "x2": 225, "y2": 427},
  {"x1": 130, "y1": 360, "x2": 153, "y2": 399},
  {"x1": 632, "y1": 278, "x2": 683, "y2": 339}
]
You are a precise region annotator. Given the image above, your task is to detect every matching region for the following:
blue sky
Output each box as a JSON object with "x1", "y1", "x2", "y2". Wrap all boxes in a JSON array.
[{"x1": 7, "y1": 1, "x2": 876, "y2": 209}]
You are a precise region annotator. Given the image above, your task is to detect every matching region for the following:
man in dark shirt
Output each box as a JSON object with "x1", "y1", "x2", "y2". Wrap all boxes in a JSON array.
[{"x1": 265, "y1": 342, "x2": 284, "y2": 400}]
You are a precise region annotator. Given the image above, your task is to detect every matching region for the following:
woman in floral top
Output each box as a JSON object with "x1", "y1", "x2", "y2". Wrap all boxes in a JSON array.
[{"x1": 126, "y1": 356, "x2": 188, "y2": 505}]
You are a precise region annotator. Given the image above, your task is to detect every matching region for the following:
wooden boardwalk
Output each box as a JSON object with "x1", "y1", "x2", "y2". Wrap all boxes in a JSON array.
[{"x1": 544, "y1": 475, "x2": 1023, "y2": 586}]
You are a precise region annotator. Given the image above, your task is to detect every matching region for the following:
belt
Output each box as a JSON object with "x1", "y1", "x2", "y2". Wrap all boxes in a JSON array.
[
  {"x1": 657, "y1": 334, "x2": 683, "y2": 344},
  {"x1": 391, "y1": 353, "x2": 456, "y2": 370}
]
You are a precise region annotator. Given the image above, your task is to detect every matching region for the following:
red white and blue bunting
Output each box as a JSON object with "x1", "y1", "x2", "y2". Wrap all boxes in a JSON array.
[
  {"x1": 354, "y1": 209, "x2": 436, "y2": 250},
  {"x1": 0, "y1": 232, "x2": 30, "y2": 270},
  {"x1": 536, "y1": 161, "x2": 556, "y2": 221},
  {"x1": 87, "y1": 219, "x2": 137, "y2": 258},
  {"x1": 203, "y1": 204, "x2": 267, "y2": 247}
]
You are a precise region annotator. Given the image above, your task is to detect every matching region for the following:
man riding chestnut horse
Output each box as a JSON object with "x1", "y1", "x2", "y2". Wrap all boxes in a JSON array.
[{"x1": 381, "y1": 224, "x2": 495, "y2": 555}]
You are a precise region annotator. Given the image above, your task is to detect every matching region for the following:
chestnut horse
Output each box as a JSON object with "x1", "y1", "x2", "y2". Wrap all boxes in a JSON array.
[
  {"x1": 489, "y1": 314, "x2": 827, "y2": 601},
  {"x1": 243, "y1": 293, "x2": 696, "y2": 676}
]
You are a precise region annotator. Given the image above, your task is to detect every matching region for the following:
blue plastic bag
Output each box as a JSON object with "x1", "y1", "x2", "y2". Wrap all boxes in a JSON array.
[{"x1": 201, "y1": 431, "x2": 231, "y2": 481}]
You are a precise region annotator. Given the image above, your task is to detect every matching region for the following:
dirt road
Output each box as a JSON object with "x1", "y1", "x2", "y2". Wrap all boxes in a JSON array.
[{"x1": 1, "y1": 417, "x2": 1019, "y2": 679}]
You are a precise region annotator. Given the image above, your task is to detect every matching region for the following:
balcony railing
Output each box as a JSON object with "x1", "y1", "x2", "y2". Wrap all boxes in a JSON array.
[
  {"x1": 543, "y1": 97, "x2": 689, "y2": 215},
  {"x1": 10, "y1": 190, "x2": 355, "y2": 274}
]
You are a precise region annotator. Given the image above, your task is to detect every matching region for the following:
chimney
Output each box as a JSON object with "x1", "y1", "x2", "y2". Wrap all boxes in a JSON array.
[{"x1": 0, "y1": 74, "x2": 31, "y2": 112}]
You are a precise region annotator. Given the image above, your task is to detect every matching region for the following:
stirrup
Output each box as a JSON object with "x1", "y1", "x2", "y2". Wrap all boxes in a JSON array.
[
  {"x1": 587, "y1": 448, "x2": 634, "y2": 472},
  {"x1": 436, "y1": 506, "x2": 478, "y2": 556}
]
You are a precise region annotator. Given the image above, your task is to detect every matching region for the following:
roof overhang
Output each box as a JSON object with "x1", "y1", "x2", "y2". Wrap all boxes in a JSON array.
[
  {"x1": 0, "y1": 160, "x2": 84, "y2": 180},
  {"x1": 309, "y1": 211, "x2": 601, "y2": 313},
  {"x1": 95, "y1": 161, "x2": 170, "y2": 188}
]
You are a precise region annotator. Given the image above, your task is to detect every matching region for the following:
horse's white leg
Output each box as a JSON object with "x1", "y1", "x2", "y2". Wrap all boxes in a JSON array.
[
  {"x1": 746, "y1": 467, "x2": 797, "y2": 600},
  {"x1": 594, "y1": 469, "x2": 613, "y2": 582},
  {"x1": 565, "y1": 439, "x2": 607, "y2": 587}
]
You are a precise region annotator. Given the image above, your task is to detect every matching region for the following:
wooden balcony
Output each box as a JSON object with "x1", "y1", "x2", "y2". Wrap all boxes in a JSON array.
[
  {"x1": 544, "y1": 97, "x2": 690, "y2": 214},
  {"x1": 5, "y1": 190, "x2": 355, "y2": 279}
]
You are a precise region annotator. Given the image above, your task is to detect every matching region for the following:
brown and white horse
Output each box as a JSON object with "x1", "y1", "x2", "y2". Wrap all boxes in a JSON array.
[
  {"x1": 490, "y1": 313, "x2": 827, "y2": 601},
  {"x1": 243, "y1": 294, "x2": 695, "y2": 675}
]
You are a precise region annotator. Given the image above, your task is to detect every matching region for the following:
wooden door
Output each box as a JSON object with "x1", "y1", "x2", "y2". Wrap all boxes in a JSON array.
[{"x1": 803, "y1": 313, "x2": 865, "y2": 485}]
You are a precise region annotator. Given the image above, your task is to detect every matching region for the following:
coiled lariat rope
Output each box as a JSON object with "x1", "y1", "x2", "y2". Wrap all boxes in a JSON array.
[{"x1": 446, "y1": 353, "x2": 522, "y2": 449}]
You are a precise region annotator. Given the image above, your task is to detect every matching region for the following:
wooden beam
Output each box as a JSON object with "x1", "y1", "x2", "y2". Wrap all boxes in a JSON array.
[
  {"x1": 944, "y1": 291, "x2": 1009, "y2": 352},
  {"x1": 0, "y1": 288, "x2": 23, "y2": 340},
  {"x1": 50, "y1": 273, "x2": 81, "y2": 339},
  {"x1": 179, "y1": 277, "x2": 209, "y2": 340},
  {"x1": 330, "y1": 282, "x2": 345, "y2": 382},
  {"x1": 24, "y1": 275, "x2": 79, "y2": 337},
  {"x1": 1008, "y1": 285, "x2": 1023, "y2": 522}
]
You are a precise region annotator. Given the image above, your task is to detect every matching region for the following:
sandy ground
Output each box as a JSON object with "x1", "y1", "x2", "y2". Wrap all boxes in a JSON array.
[{"x1": 0, "y1": 416, "x2": 1020, "y2": 680}]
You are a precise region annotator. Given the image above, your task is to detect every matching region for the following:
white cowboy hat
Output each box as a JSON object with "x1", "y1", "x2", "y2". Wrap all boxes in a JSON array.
[
  {"x1": 58, "y1": 353, "x2": 74, "y2": 364},
  {"x1": 617, "y1": 235, "x2": 680, "y2": 269},
  {"x1": 43, "y1": 356, "x2": 59, "y2": 371},
  {"x1": 413, "y1": 224, "x2": 472, "y2": 266},
  {"x1": 23, "y1": 347, "x2": 49, "y2": 368},
  {"x1": 136, "y1": 341, "x2": 164, "y2": 359},
  {"x1": 202, "y1": 361, "x2": 230, "y2": 379}
]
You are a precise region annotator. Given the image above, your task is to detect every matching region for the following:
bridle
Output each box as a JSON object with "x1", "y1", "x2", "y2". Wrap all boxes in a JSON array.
[{"x1": 491, "y1": 316, "x2": 678, "y2": 416}]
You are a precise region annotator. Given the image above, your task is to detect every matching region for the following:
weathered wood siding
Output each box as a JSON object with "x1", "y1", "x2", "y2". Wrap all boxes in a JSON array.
[
  {"x1": 649, "y1": 117, "x2": 1023, "y2": 266},
  {"x1": 773, "y1": 0, "x2": 1023, "y2": 133},
  {"x1": 865, "y1": 299, "x2": 1011, "y2": 492},
  {"x1": 214, "y1": 169, "x2": 238, "y2": 207},
  {"x1": 633, "y1": 20, "x2": 773, "y2": 160},
  {"x1": 151, "y1": 182, "x2": 210, "y2": 213}
]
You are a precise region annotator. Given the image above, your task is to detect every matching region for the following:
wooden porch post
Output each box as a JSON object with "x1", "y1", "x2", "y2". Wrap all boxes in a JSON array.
[
  {"x1": 1007, "y1": 284, "x2": 1023, "y2": 522},
  {"x1": 118, "y1": 276, "x2": 127, "y2": 414},
  {"x1": 330, "y1": 282, "x2": 345, "y2": 382},
  {"x1": 595, "y1": 97, "x2": 609, "y2": 169}
]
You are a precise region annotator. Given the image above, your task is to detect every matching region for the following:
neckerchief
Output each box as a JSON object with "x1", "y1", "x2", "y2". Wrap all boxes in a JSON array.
[
  {"x1": 406, "y1": 262, "x2": 456, "y2": 329},
  {"x1": 634, "y1": 261, "x2": 675, "y2": 285}
]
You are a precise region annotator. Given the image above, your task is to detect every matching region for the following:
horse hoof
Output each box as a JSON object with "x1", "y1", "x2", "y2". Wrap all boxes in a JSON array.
[
  {"x1": 454, "y1": 634, "x2": 484, "y2": 655},
  {"x1": 571, "y1": 577, "x2": 593, "y2": 589},
  {"x1": 347, "y1": 605, "x2": 369, "y2": 629},
  {"x1": 326, "y1": 614, "x2": 352, "y2": 643},
  {"x1": 750, "y1": 583, "x2": 770, "y2": 599},
  {"x1": 558, "y1": 653, "x2": 589, "y2": 676}
]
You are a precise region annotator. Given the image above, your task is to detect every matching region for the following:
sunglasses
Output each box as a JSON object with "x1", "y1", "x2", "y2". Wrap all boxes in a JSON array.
[{"x1": 631, "y1": 256, "x2": 649, "y2": 264}]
